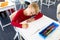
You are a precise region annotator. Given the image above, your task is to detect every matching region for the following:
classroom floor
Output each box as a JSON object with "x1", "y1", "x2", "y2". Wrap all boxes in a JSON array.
[
  {"x1": 41, "y1": 1, "x2": 60, "y2": 21},
  {"x1": 0, "y1": 1, "x2": 60, "y2": 40}
]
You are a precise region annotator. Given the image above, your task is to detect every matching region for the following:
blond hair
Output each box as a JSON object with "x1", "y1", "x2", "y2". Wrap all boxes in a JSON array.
[{"x1": 30, "y1": 2, "x2": 40, "y2": 13}]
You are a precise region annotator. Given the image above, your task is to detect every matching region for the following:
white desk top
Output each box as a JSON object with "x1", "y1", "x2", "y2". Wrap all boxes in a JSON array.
[
  {"x1": 0, "y1": 1, "x2": 15, "y2": 12},
  {"x1": 15, "y1": 15, "x2": 60, "y2": 40}
]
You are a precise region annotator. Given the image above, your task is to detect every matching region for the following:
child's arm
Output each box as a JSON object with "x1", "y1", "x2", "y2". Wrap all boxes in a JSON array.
[
  {"x1": 34, "y1": 12, "x2": 43, "y2": 20},
  {"x1": 11, "y1": 20, "x2": 28, "y2": 28},
  {"x1": 11, "y1": 10, "x2": 28, "y2": 28},
  {"x1": 11, "y1": 14, "x2": 28, "y2": 28},
  {"x1": 11, "y1": 16, "x2": 28, "y2": 28},
  {"x1": 26, "y1": 12, "x2": 43, "y2": 23}
]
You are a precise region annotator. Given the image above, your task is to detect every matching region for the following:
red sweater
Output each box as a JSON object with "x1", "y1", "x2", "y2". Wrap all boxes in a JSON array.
[{"x1": 11, "y1": 9, "x2": 43, "y2": 28}]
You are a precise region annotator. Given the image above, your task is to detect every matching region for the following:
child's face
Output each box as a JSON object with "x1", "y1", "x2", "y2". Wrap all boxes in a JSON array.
[{"x1": 25, "y1": 5, "x2": 37, "y2": 16}]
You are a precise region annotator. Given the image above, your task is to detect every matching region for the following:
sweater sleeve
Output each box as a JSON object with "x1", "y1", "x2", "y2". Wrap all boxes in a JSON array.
[
  {"x1": 34, "y1": 12, "x2": 43, "y2": 20},
  {"x1": 11, "y1": 10, "x2": 23, "y2": 28}
]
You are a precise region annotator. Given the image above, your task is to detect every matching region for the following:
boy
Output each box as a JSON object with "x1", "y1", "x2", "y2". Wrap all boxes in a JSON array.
[{"x1": 11, "y1": 2, "x2": 43, "y2": 28}]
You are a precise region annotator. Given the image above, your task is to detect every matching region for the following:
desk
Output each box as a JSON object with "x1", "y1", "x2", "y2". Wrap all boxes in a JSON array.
[
  {"x1": 15, "y1": 15, "x2": 60, "y2": 40},
  {"x1": 0, "y1": 1, "x2": 15, "y2": 12},
  {"x1": 0, "y1": 1, "x2": 15, "y2": 30},
  {"x1": 0, "y1": 1, "x2": 15, "y2": 17}
]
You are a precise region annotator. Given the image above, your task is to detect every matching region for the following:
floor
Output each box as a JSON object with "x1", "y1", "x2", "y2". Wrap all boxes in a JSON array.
[{"x1": 41, "y1": 1, "x2": 60, "y2": 21}]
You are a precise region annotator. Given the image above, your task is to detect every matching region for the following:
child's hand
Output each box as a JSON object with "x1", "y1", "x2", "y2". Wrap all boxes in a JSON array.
[
  {"x1": 22, "y1": 24, "x2": 28, "y2": 28},
  {"x1": 26, "y1": 18, "x2": 35, "y2": 23}
]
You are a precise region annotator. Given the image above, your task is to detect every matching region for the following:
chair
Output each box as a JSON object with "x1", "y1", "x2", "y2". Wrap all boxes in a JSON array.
[
  {"x1": 56, "y1": 3, "x2": 60, "y2": 22},
  {"x1": 0, "y1": 11, "x2": 11, "y2": 31},
  {"x1": 57, "y1": 0, "x2": 60, "y2": 1},
  {"x1": 24, "y1": 0, "x2": 41, "y2": 11},
  {"x1": 0, "y1": 20, "x2": 4, "y2": 30},
  {"x1": 9, "y1": 11, "x2": 23, "y2": 40},
  {"x1": 41, "y1": 0, "x2": 56, "y2": 8},
  {"x1": 14, "y1": 0, "x2": 27, "y2": 10}
]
